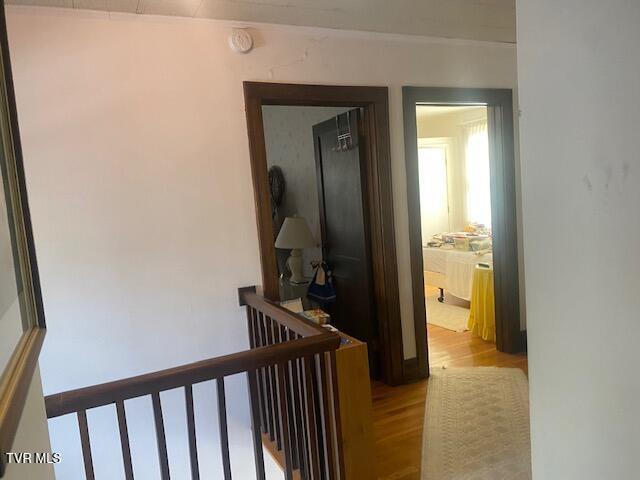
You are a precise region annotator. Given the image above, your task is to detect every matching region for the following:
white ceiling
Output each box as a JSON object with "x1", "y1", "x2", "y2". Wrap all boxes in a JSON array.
[
  {"x1": 5, "y1": 0, "x2": 516, "y2": 43},
  {"x1": 416, "y1": 105, "x2": 486, "y2": 120}
]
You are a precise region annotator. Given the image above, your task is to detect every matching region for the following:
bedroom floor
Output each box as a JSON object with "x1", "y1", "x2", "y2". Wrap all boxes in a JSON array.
[
  {"x1": 371, "y1": 324, "x2": 528, "y2": 480},
  {"x1": 425, "y1": 285, "x2": 470, "y2": 332}
]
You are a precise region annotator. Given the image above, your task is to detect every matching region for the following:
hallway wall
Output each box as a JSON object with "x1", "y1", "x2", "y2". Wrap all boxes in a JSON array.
[{"x1": 517, "y1": 1, "x2": 640, "y2": 478}]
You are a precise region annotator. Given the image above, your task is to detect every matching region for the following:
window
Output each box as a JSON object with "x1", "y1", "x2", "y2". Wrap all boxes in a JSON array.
[{"x1": 464, "y1": 120, "x2": 491, "y2": 227}]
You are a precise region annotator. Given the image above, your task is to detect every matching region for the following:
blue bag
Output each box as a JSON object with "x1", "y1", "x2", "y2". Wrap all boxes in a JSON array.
[{"x1": 307, "y1": 262, "x2": 337, "y2": 304}]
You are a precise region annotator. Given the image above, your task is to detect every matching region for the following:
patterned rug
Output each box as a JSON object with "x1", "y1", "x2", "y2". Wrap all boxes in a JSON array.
[
  {"x1": 426, "y1": 294, "x2": 470, "y2": 332},
  {"x1": 422, "y1": 367, "x2": 532, "y2": 480}
]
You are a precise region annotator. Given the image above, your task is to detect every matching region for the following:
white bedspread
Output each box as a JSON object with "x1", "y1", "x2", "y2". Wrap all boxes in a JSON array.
[
  {"x1": 423, "y1": 247, "x2": 492, "y2": 301},
  {"x1": 423, "y1": 247, "x2": 447, "y2": 275}
]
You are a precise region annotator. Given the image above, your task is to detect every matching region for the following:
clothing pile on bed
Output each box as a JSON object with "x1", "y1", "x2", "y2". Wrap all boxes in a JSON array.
[
  {"x1": 423, "y1": 224, "x2": 493, "y2": 301},
  {"x1": 427, "y1": 224, "x2": 492, "y2": 255}
]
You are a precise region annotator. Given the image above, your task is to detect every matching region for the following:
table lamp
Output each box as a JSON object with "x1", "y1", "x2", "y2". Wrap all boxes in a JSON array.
[{"x1": 275, "y1": 216, "x2": 316, "y2": 284}]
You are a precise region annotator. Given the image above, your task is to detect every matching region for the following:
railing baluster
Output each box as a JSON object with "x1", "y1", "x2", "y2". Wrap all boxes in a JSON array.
[
  {"x1": 216, "y1": 377, "x2": 232, "y2": 480},
  {"x1": 151, "y1": 392, "x2": 171, "y2": 480},
  {"x1": 258, "y1": 312, "x2": 275, "y2": 439},
  {"x1": 185, "y1": 385, "x2": 200, "y2": 480},
  {"x1": 247, "y1": 370, "x2": 266, "y2": 480},
  {"x1": 280, "y1": 327, "x2": 299, "y2": 471},
  {"x1": 266, "y1": 316, "x2": 282, "y2": 449},
  {"x1": 303, "y1": 356, "x2": 321, "y2": 480},
  {"x1": 288, "y1": 331, "x2": 308, "y2": 479},
  {"x1": 77, "y1": 410, "x2": 95, "y2": 480},
  {"x1": 311, "y1": 354, "x2": 330, "y2": 478},
  {"x1": 319, "y1": 354, "x2": 337, "y2": 479},
  {"x1": 256, "y1": 317, "x2": 269, "y2": 435},
  {"x1": 247, "y1": 307, "x2": 267, "y2": 433},
  {"x1": 247, "y1": 307, "x2": 257, "y2": 349},
  {"x1": 115, "y1": 400, "x2": 134, "y2": 480},
  {"x1": 277, "y1": 363, "x2": 294, "y2": 480},
  {"x1": 296, "y1": 356, "x2": 311, "y2": 480}
]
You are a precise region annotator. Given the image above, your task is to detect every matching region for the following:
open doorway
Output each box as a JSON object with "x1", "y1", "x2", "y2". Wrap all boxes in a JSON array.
[
  {"x1": 262, "y1": 105, "x2": 378, "y2": 376},
  {"x1": 418, "y1": 105, "x2": 493, "y2": 338},
  {"x1": 403, "y1": 87, "x2": 524, "y2": 378},
  {"x1": 244, "y1": 82, "x2": 405, "y2": 385}
]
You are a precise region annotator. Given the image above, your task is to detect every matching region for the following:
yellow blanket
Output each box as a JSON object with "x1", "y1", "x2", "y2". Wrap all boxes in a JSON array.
[{"x1": 468, "y1": 265, "x2": 496, "y2": 342}]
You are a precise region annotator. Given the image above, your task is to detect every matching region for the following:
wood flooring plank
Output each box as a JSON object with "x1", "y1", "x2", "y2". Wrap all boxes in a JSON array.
[{"x1": 372, "y1": 324, "x2": 527, "y2": 480}]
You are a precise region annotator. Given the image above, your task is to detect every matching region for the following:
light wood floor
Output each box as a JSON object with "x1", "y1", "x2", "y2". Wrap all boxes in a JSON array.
[{"x1": 371, "y1": 323, "x2": 527, "y2": 480}]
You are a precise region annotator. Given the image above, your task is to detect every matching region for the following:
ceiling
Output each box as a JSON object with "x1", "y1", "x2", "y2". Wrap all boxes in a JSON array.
[
  {"x1": 5, "y1": 0, "x2": 516, "y2": 43},
  {"x1": 416, "y1": 105, "x2": 486, "y2": 121}
]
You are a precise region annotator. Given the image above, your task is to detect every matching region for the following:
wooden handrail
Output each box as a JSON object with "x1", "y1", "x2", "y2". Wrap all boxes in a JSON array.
[
  {"x1": 46, "y1": 332, "x2": 339, "y2": 419},
  {"x1": 239, "y1": 288, "x2": 327, "y2": 337}
]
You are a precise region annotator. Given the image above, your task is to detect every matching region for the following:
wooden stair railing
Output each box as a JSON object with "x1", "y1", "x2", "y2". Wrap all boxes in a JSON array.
[
  {"x1": 239, "y1": 287, "x2": 348, "y2": 480},
  {"x1": 44, "y1": 287, "x2": 343, "y2": 480}
]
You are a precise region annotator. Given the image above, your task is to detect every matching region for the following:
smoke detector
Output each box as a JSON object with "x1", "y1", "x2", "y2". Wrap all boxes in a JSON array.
[{"x1": 228, "y1": 28, "x2": 253, "y2": 54}]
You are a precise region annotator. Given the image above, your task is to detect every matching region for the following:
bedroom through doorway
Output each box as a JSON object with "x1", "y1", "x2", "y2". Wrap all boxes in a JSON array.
[
  {"x1": 403, "y1": 87, "x2": 525, "y2": 378},
  {"x1": 417, "y1": 105, "x2": 494, "y2": 346}
]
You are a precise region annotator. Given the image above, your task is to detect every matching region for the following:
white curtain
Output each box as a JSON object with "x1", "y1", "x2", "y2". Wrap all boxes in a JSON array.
[{"x1": 464, "y1": 120, "x2": 491, "y2": 227}]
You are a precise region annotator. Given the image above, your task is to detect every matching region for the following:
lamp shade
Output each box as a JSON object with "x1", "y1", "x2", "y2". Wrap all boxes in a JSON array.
[{"x1": 275, "y1": 216, "x2": 316, "y2": 249}]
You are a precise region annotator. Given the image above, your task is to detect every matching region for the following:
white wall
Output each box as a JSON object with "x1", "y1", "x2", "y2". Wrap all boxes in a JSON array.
[
  {"x1": 517, "y1": 1, "x2": 640, "y2": 478},
  {"x1": 4, "y1": 367, "x2": 55, "y2": 480},
  {"x1": 5, "y1": 6, "x2": 517, "y2": 477}
]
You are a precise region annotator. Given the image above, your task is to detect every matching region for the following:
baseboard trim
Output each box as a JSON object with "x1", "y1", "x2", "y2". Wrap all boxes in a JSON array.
[
  {"x1": 402, "y1": 330, "x2": 526, "y2": 384},
  {"x1": 402, "y1": 357, "x2": 429, "y2": 384}
]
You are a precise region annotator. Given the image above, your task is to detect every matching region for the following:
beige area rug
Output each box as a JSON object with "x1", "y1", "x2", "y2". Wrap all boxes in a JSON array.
[
  {"x1": 422, "y1": 368, "x2": 532, "y2": 480},
  {"x1": 426, "y1": 293, "x2": 470, "y2": 332}
]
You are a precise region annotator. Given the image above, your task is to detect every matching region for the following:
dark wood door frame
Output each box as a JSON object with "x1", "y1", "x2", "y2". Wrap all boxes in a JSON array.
[
  {"x1": 243, "y1": 82, "x2": 405, "y2": 385},
  {"x1": 402, "y1": 86, "x2": 523, "y2": 380}
]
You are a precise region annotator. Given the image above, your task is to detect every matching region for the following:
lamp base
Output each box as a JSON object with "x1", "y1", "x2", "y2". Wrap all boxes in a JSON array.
[{"x1": 286, "y1": 248, "x2": 307, "y2": 284}]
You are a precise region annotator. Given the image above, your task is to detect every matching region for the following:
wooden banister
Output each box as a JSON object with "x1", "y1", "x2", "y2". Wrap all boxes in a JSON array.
[
  {"x1": 46, "y1": 333, "x2": 338, "y2": 419},
  {"x1": 44, "y1": 287, "x2": 344, "y2": 480}
]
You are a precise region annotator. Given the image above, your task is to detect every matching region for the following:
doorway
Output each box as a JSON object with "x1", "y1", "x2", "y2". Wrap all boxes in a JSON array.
[
  {"x1": 403, "y1": 87, "x2": 523, "y2": 379},
  {"x1": 244, "y1": 82, "x2": 404, "y2": 385}
]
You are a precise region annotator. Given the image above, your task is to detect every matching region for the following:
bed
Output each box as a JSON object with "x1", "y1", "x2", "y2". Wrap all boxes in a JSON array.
[{"x1": 423, "y1": 246, "x2": 492, "y2": 302}]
